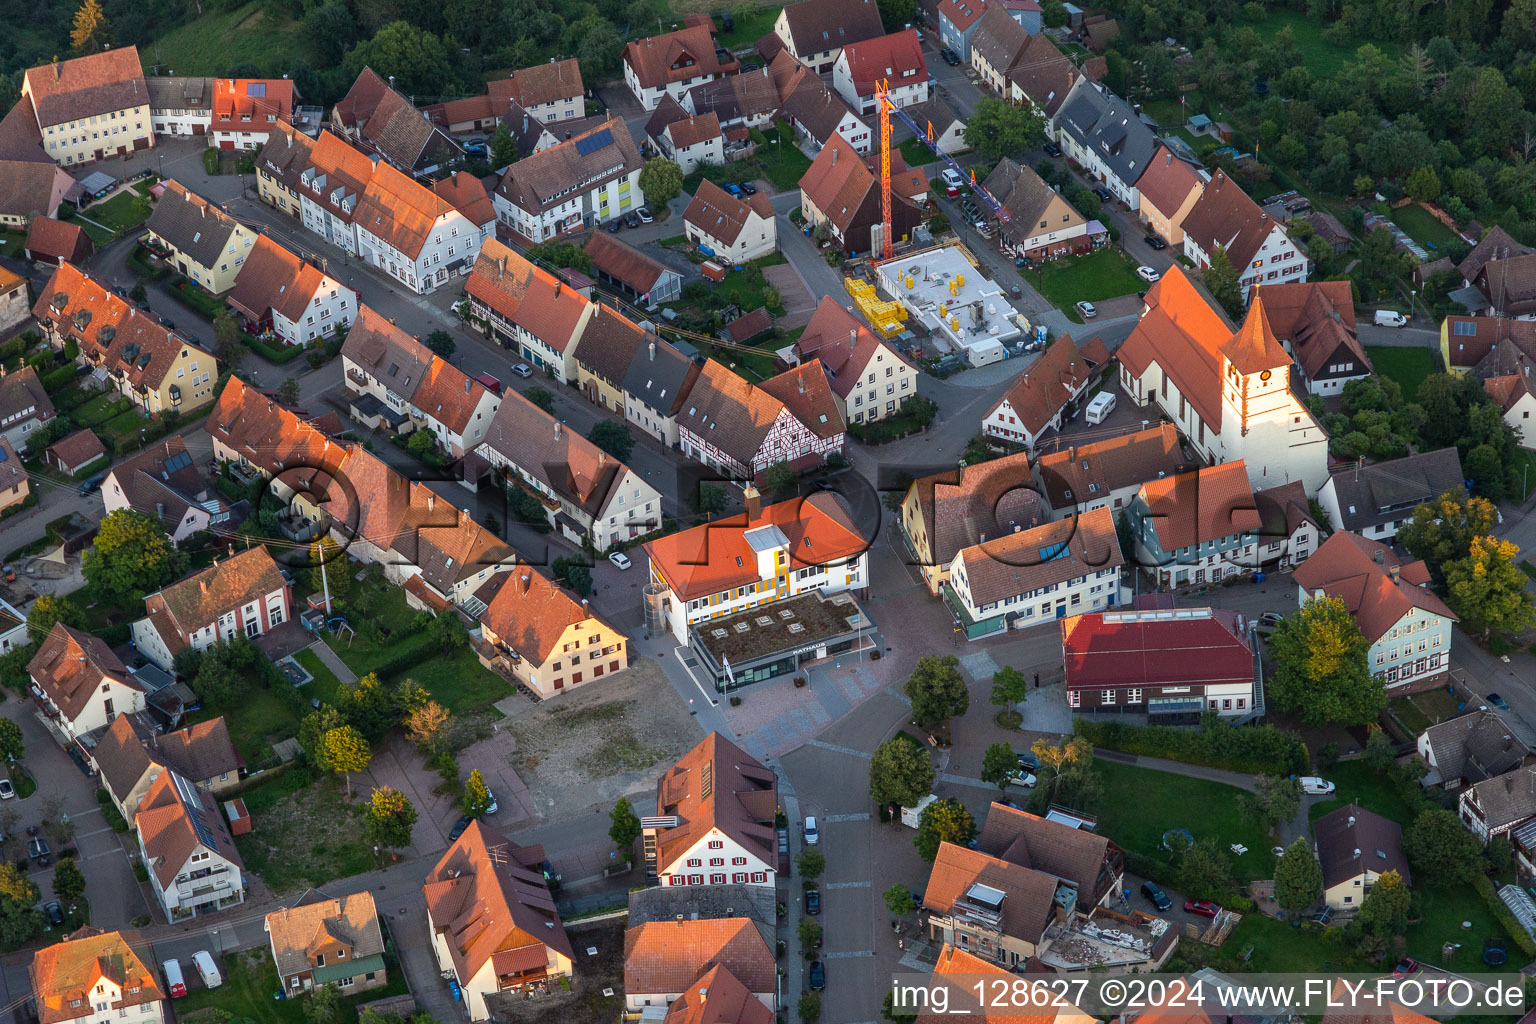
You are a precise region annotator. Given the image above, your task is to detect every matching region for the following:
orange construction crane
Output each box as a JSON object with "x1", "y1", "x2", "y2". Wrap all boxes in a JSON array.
[{"x1": 877, "y1": 79, "x2": 893, "y2": 261}]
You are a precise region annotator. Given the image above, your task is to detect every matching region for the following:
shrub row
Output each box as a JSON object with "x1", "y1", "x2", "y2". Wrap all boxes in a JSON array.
[
  {"x1": 1073, "y1": 716, "x2": 1309, "y2": 776},
  {"x1": 1474, "y1": 874, "x2": 1536, "y2": 957},
  {"x1": 243, "y1": 333, "x2": 305, "y2": 364}
]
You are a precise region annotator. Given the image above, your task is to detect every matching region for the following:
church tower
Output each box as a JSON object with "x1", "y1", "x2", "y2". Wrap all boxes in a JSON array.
[{"x1": 1219, "y1": 294, "x2": 1292, "y2": 438}]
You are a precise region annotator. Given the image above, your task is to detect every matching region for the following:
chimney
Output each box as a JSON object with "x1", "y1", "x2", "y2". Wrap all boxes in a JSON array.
[
  {"x1": 849, "y1": 328, "x2": 856, "y2": 349},
  {"x1": 497, "y1": 255, "x2": 506, "y2": 277},
  {"x1": 53, "y1": 56, "x2": 60, "y2": 80},
  {"x1": 199, "y1": 580, "x2": 208, "y2": 595},
  {"x1": 465, "y1": 379, "x2": 472, "y2": 394},
  {"x1": 833, "y1": 147, "x2": 837, "y2": 164},
  {"x1": 744, "y1": 483, "x2": 761, "y2": 520},
  {"x1": 156, "y1": 502, "x2": 165, "y2": 518},
  {"x1": 554, "y1": 421, "x2": 562, "y2": 439},
  {"x1": 649, "y1": 341, "x2": 656, "y2": 360},
  {"x1": 427, "y1": 493, "x2": 435, "y2": 511},
  {"x1": 1389, "y1": 565, "x2": 1400, "y2": 585},
  {"x1": 797, "y1": 374, "x2": 805, "y2": 394}
]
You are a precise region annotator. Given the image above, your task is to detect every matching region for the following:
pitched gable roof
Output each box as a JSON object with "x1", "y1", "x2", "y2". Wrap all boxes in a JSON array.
[
  {"x1": 466, "y1": 238, "x2": 591, "y2": 351},
  {"x1": 1459, "y1": 225, "x2": 1531, "y2": 284},
  {"x1": 660, "y1": 964, "x2": 775, "y2": 1024},
  {"x1": 624, "y1": 26, "x2": 739, "y2": 90},
  {"x1": 1008, "y1": 32, "x2": 1079, "y2": 118},
  {"x1": 988, "y1": 332, "x2": 1109, "y2": 436},
  {"x1": 624, "y1": 919, "x2": 775, "y2": 997},
  {"x1": 1467, "y1": 767, "x2": 1536, "y2": 832},
  {"x1": 0, "y1": 158, "x2": 74, "y2": 221},
  {"x1": 333, "y1": 67, "x2": 391, "y2": 128},
  {"x1": 622, "y1": 336, "x2": 700, "y2": 416},
  {"x1": 798, "y1": 133, "x2": 877, "y2": 234},
  {"x1": 758, "y1": 360, "x2": 845, "y2": 439},
  {"x1": 839, "y1": 29, "x2": 928, "y2": 97},
  {"x1": 1423, "y1": 709, "x2": 1530, "y2": 786},
  {"x1": 30, "y1": 930, "x2": 162, "y2": 1024},
  {"x1": 907, "y1": 451, "x2": 1042, "y2": 567},
  {"x1": 229, "y1": 234, "x2": 337, "y2": 325},
  {"x1": 1137, "y1": 460, "x2": 1259, "y2": 551},
  {"x1": 494, "y1": 116, "x2": 642, "y2": 215},
  {"x1": 24, "y1": 215, "x2": 91, "y2": 265},
  {"x1": 1061, "y1": 606, "x2": 1256, "y2": 691},
  {"x1": 778, "y1": 0, "x2": 885, "y2": 54},
  {"x1": 135, "y1": 769, "x2": 243, "y2": 887},
  {"x1": 475, "y1": 566, "x2": 614, "y2": 665},
  {"x1": 489, "y1": 59, "x2": 585, "y2": 109},
  {"x1": 974, "y1": 802, "x2": 1120, "y2": 906},
  {"x1": 1136, "y1": 146, "x2": 1204, "y2": 216},
  {"x1": 575, "y1": 303, "x2": 648, "y2": 384},
  {"x1": 24, "y1": 48, "x2": 148, "y2": 128},
  {"x1": 478, "y1": 386, "x2": 634, "y2": 520},
  {"x1": 44, "y1": 429, "x2": 105, "y2": 472},
  {"x1": 792, "y1": 296, "x2": 913, "y2": 398},
  {"x1": 356, "y1": 86, "x2": 462, "y2": 171},
  {"x1": 103, "y1": 434, "x2": 220, "y2": 535},
  {"x1": 1320, "y1": 448, "x2": 1465, "y2": 533},
  {"x1": 354, "y1": 161, "x2": 457, "y2": 259},
  {"x1": 1252, "y1": 279, "x2": 1368, "y2": 381},
  {"x1": 1116, "y1": 265, "x2": 1238, "y2": 431},
  {"x1": 144, "y1": 180, "x2": 245, "y2": 272},
  {"x1": 0, "y1": 365, "x2": 56, "y2": 432},
  {"x1": 923, "y1": 842, "x2": 1058, "y2": 944},
  {"x1": 1293, "y1": 531, "x2": 1454, "y2": 643},
  {"x1": 1054, "y1": 81, "x2": 1159, "y2": 189},
  {"x1": 983, "y1": 157, "x2": 1084, "y2": 237},
  {"x1": 27, "y1": 623, "x2": 135, "y2": 722},
  {"x1": 206, "y1": 376, "x2": 348, "y2": 503},
  {"x1": 969, "y1": 6, "x2": 1030, "y2": 76},
  {"x1": 1313, "y1": 802, "x2": 1410, "y2": 889},
  {"x1": 683, "y1": 179, "x2": 775, "y2": 247},
  {"x1": 956, "y1": 505, "x2": 1122, "y2": 606},
  {"x1": 424, "y1": 819, "x2": 572, "y2": 983},
  {"x1": 1181, "y1": 170, "x2": 1282, "y2": 267},
  {"x1": 344, "y1": 306, "x2": 490, "y2": 435},
  {"x1": 432, "y1": 171, "x2": 495, "y2": 229},
  {"x1": 674, "y1": 359, "x2": 791, "y2": 466},
  {"x1": 149, "y1": 544, "x2": 284, "y2": 633},
  {"x1": 266, "y1": 892, "x2": 384, "y2": 980},
  {"x1": 1036, "y1": 423, "x2": 1189, "y2": 511},
  {"x1": 653, "y1": 733, "x2": 778, "y2": 872},
  {"x1": 584, "y1": 231, "x2": 677, "y2": 296}
]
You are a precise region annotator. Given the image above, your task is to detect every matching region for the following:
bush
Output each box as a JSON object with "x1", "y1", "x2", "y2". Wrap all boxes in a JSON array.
[
  {"x1": 1474, "y1": 874, "x2": 1536, "y2": 956},
  {"x1": 1073, "y1": 715, "x2": 1308, "y2": 775},
  {"x1": 243, "y1": 333, "x2": 305, "y2": 363},
  {"x1": 132, "y1": 860, "x2": 149, "y2": 883}
]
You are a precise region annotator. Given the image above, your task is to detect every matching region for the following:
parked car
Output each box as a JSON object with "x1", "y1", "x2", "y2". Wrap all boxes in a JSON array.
[
  {"x1": 940, "y1": 47, "x2": 961, "y2": 65},
  {"x1": 1136, "y1": 265, "x2": 1160, "y2": 283},
  {"x1": 1299, "y1": 776, "x2": 1336, "y2": 795},
  {"x1": 608, "y1": 551, "x2": 632, "y2": 570},
  {"x1": 1075, "y1": 300, "x2": 1097, "y2": 319},
  {"x1": 1141, "y1": 880, "x2": 1172, "y2": 911},
  {"x1": 44, "y1": 900, "x2": 64, "y2": 926},
  {"x1": 162, "y1": 960, "x2": 187, "y2": 999},
  {"x1": 724, "y1": 183, "x2": 745, "y2": 198},
  {"x1": 1007, "y1": 771, "x2": 1037, "y2": 789},
  {"x1": 1043, "y1": 141, "x2": 1062, "y2": 157},
  {"x1": 809, "y1": 960, "x2": 826, "y2": 989},
  {"x1": 941, "y1": 168, "x2": 964, "y2": 197},
  {"x1": 1091, "y1": 186, "x2": 1113, "y2": 202},
  {"x1": 463, "y1": 140, "x2": 488, "y2": 157},
  {"x1": 1373, "y1": 310, "x2": 1409, "y2": 328},
  {"x1": 484, "y1": 789, "x2": 498, "y2": 814},
  {"x1": 804, "y1": 815, "x2": 819, "y2": 845},
  {"x1": 449, "y1": 815, "x2": 474, "y2": 841},
  {"x1": 78, "y1": 473, "x2": 106, "y2": 495},
  {"x1": 636, "y1": 207, "x2": 653, "y2": 223},
  {"x1": 0, "y1": 779, "x2": 14, "y2": 800},
  {"x1": 511, "y1": 363, "x2": 534, "y2": 378},
  {"x1": 1016, "y1": 750, "x2": 1040, "y2": 772},
  {"x1": 1144, "y1": 234, "x2": 1168, "y2": 250},
  {"x1": 625, "y1": 211, "x2": 640, "y2": 228},
  {"x1": 1258, "y1": 611, "x2": 1284, "y2": 628},
  {"x1": 1486, "y1": 693, "x2": 1509, "y2": 710},
  {"x1": 28, "y1": 836, "x2": 51, "y2": 865},
  {"x1": 1184, "y1": 899, "x2": 1220, "y2": 917},
  {"x1": 192, "y1": 952, "x2": 221, "y2": 990},
  {"x1": 1393, "y1": 957, "x2": 1421, "y2": 978},
  {"x1": 805, "y1": 888, "x2": 821, "y2": 914},
  {"x1": 739, "y1": 181, "x2": 758, "y2": 195}
]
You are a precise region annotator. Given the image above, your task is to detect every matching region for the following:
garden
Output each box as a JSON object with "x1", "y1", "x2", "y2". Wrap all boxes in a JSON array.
[
  {"x1": 1363, "y1": 346, "x2": 1437, "y2": 400},
  {"x1": 1028, "y1": 249, "x2": 1147, "y2": 319},
  {"x1": 175, "y1": 944, "x2": 408, "y2": 1024}
]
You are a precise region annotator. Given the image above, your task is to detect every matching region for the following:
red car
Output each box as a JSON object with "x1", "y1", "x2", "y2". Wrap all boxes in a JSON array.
[
  {"x1": 1184, "y1": 899, "x2": 1220, "y2": 917},
  {"x1": 1393, "y1": 958, "x2": 1420, "y2": 978}
]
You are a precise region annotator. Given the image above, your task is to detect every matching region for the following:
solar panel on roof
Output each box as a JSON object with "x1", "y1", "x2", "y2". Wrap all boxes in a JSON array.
[
  {"x1": 247, "y1": 83, "x2": 266, "y2": 97},
  {"x1": 173, "y1": 773, "x2": 220, "y2": 849},
  {"x1": 162, "y1": 451, "x2": 193, "y2": 475},
  {"x1": 575, "y1": 128, "x2": 614, "y2": 156}
]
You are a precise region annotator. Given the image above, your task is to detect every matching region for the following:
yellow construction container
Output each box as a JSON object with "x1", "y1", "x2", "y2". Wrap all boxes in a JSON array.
[
  {"x1": 957, "y1": 273, "x2": 965, "y2": 288},
  {"x1": 842, "y1": 275, "x2": 907, "y2": 338}
]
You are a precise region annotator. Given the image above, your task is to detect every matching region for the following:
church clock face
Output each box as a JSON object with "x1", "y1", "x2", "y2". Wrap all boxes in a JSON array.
[{"x1": 1259, "y1": 370, "x2": 1272, "y2": 381}]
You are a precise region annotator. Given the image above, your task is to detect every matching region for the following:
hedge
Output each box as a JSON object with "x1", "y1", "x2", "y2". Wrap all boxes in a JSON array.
[
  {"x1": 1474, "y1": 874, "x2": 1536, "y2": 956},
  {"x1": 40, "y1": 365, "x2": 76, "y2": 393},
  {"x1": 71, "y1": 455, "x2": 111, "y2": 481},
  {"x1": 243, "y1": 333, "x2": 305, "y2": 363},
  {"x1": 1073, "y1": 716, "x2": 1309, "y2": 776}
]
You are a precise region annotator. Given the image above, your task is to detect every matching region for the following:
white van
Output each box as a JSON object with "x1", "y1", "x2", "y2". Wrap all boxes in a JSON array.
[
  {"x1": 161, "y1": 960, "x2": 186, "y2": 999},
  {"x1": 1299, "y1": 776, "x2": 1336, "y2": 795},
  {"x1": 1085, "y1": 391, "x2": 1117, "y2": 424},
  {"x1": 192, "y1": 951, "x2": 221, "y2": 989},
  {"x1": 1373, "y1": 310, "x2": 1408, "y2": 328}
]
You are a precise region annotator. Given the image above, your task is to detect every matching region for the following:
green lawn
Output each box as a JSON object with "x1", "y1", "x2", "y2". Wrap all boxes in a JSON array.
[
  {"x1": 149, "y1": 2, "x2": 313, "y2": 76},
  {"x1": 753, "y1": 121, "x2": 812, "y2": 192},
  {"x1": 398, "y1": 648, "x2": 512, "y2": 715},
  {"x1": 1030, "y1": 249, "x2": 1148, "y2": 318},
  {"x1": 83, "y1": 190, "x2": 151, "y2": 236},
  {"x1": 713, "y1": 3, "x2": 782, "y2": 49},
  {"x1": 1225, "y1": 912, "x2": 1365, "y2": 972},
  {"x1": 1306, "y1": 760, "x2": 1417, "y2": 825},
  {"x1": 71, "y1": 393, "x2": 133, "y2": 428},
  {"x1": 1091, "y1": 760, "x2": 1274, "y2": 882},
  {"x1": 295, "y1": 648, "x2": 342, "y2": 705},
  {"x1": 899, "y1": 137, "x2": 939, "y2": 170},
  {"x1": 1407, "y1": 883, "x2": 1519, "y2": 973},
  {"x1": 1391, "y1": 203, "x2": 1461, "y2": 252},
  {"x1": 191, "y1": 685, "x2": 302, "y2": 766},
  {"x1": 1365, "y1": 346, "x2": 1436, "y2": 398},
  {"x1": 233, "y1": 774, "x2": 375, "y2": 894},
  {"x1": 176, "y1": 945, "x2": 409, "y2": 1024},
  {"x1": 1388, "y1": 686, "x2": 1464, "y2": 736},
  {"x1": 1255, "y1": 11, "x2": 1365, "y2": 78},
  {"x1": 1509, "y1": 448, "x2": 1536, "y2": 503}
]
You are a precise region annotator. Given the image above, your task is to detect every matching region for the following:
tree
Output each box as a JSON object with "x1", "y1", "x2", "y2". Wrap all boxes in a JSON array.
[
  {"x1": 761, "y1": 461, "x2": 798, "y2": 496},
  {"x1": 568, "y1": 14, "x2": 624, "y2": 79},
  {"x1": 1241, "y1": 775, "x2": 1302, "y2": 834},
  {"x1": 299, "y1": 705, "x2": 347, "y2": 770},
  {"x1": 26, "y1": 594, "x2": 82, "y2": 646},
  {"x1": 425, "y1": 330, "x2": 456, "y2": 359},
  {"x1": 1201, "y1": 246, "x2": 1245, "y2": 319},
  {"x1": 869, "y1": 736, "x2": 936, "y2": 809},
  {"x1": 405, "y1": 700, "x2": 451, "y2": 753},
  {"x1": 1268, "y1": 595, "x2": 1385, "y2": 726},
  {"x1": 799, "y1": 992, "x2": 822, "y2": 1023},
  {"x1": 797, "y1": 917, "x2": 822, "y2": 953},
  {"x1": 1403, "y1": 808, "x2": 1481, "y2": 886},
  {"x1": 1363, "y1": 727, "x2": 1396, "y2": 774},
  {"x1": 1356, "y1": 868, "x2": 1410, "y2": 938},
  {"x1": 639, "y1": 158, "x2": 684, "y2": 208},
  {"x1": 981, "y1": 742, "x2": 1020, "y2": 790},
  {"x1": 691, "y1": 482, "x2": 729, "y2": 518},
  {"x1": 52, "y1": 857, "x2": 86, "y2": 901},
  {"x1": 128, "y1": 281, "x2": 147, "y2": 303},
  {"x1": 490, "y1": 124, "x2": 517, "y2": 168},
  {"x1": 1398, "y1": 489, "x2": 1498, "y2": 585},
  {"x1": 904, "y1": 654, "x2": 968, "y2": 725},
  {"x1": 587, "y1": 420, "x2": 635, "y2": 462},
  {"x1": 796, "y1": 846, "x2": 825, "y2": 880},
  {"x1": 552, "y1": 556, "x2": 593, "y2": 596},
  {"x1": 277, "y1": 377, "x2": 301, "y2": 406},
  {"x1": 914, "y1": 797, "x2": 975, "y2": 862},
  {"x1": 1445, "y1": 536, "x2": 1536, "y2": 639},
  {"x1": 213, "y1": 312, "x2": 245, "y2": 370},
  {"x1": 876, "y1": 0, "x2": 916, "y2": 30},
  {"x1": 883, "y1": 990, "x2": 919, "y2": 1024},
  {"x1": 304, "y1": 981, "x2": 341, "y2": 1024},
  {"x1": 308, "y1": 536, "x2": 352, "y2": 605},
  {"x1": 1273, "y1": 837, "x2": 1323, "y2": 914},
  {"x1": 461, "y1": 768, "x2": 493, "y2": 817},
  {"x1": 990, "y1": 665, "x2": 1027, "y2": 708},
  {"x1": 0, "y1": 720, "x2": 22, "y2": 766},
  {"x1": 323, "y1": 726, "x2": 371, "y2": 798},
  {"x1": 82, "y1": 509, "x2": 186, "y2": 603},
  {"x1": 0, "y1": 863, "x2": 41, "y2": 947},
  {"x1": 1405, "y1": 165, "x2": 1441, "y2": 203},
  {"x1": 70, "y1": 0, "x2": 111, "y2": 52},
  {"x1": 364, "y1": 787, "x2": 418, "y2": 851},
  {"x1": 882, "y1": 882, "x2": 916, "y2": 916},
  {"x1": 963, "y1": 97, "x2": 1045, "y2": 163},
  {"x1": 338, "y1": 672, "x2": 396, "y2": 740},
  {"x1": 609, "y1": 796, "x2": 641, "y2": 858},
  {"x1": 344, "y1": 21, "x2": 453, "y2": 98},
  {"x1": 525, "y1": 386, "x2": 556, "y2": 413},
  {"x1": 1179, "y1": 838, "x2": 1235, "y2": 902},
  {"x1": 427, "y1": 610, "x2": 467, "y2": 655}
]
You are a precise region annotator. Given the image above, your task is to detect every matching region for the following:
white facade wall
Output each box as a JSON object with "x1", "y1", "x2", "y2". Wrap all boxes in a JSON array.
[
  {"x1": 1183, "y1": 222, "x2": 1308, "y2": 302},
  {"x1": 623, "y1": 60, "x2": 720, "y2": 111},
  {"x1": 151, "y1": 108, "x2": 210, "y2": 137},
  {"x1": 356, "y1": 210, "x2": 482, "y2": 296},
  {"x1": 660, "y1": 549, "x2": 869, "y2": 645},
  {"x1": 271, "y1": 276, "x2": 356, "y2": 346},
  {"x1": 35, "y1": 675, "x2": 144, "y2": 741},
  {"x1": 49, "y1": 978, "x2": 166, "y2": 1024},
  {"x1": 1316, "y1": 478, "x2": 1408, "y2": 543},
  {"x1": 141, "y1": 839, "x2": 244, "y2": 920},
  {"x1": 832, "y1": 59, "x2": 929, "y2": 117},
  {"x1": 685, "y1": 211, "x2": 777, "y2": 264},
  {"x1": 492, "y1": 168, "x2": 643, "y2": 241},
  {"x1": 661, "y1": 130, "x2": 724, "y2": 175},
  {"x1": 947, "y1": 560, "x2": 1121, "y2": 630},
  {"x1": 657, "y1": 828, "x2": 776, "y2": 888}
]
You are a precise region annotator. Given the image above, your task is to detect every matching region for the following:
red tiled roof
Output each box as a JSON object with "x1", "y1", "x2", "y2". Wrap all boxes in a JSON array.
[
  {"x1": 146, "y1": 546, "x2": 286, "y2": 645},
  {"x1": 487, "y1": 59, "x2": 585, "y2": 109},
  {"x1": 476, "y1": 566, "x2": 616, "y2": 665},
  {"x1": 229, "y1": 234, "x2": 338, "y2": 324},
  {"x1": 1136, "y1": 460, "x2": 1259, "y2": 552},
  {"x1": 23, "y1": 48, "x2": 147, "y2": 128},
  {"x1": 135, "y1": 769, "x2": 243, "y2": 888},
  {"x1": 1036, "y1": 423, "x2": 1189, "y2": 511},
  {"x1": 758, "y1": 359, "x2": 845, "y2": 439},
  {"x1": 30, "y1": 930, "x2": 163, "y2": 1024},
  {"x1": 644, "y1": 492, "x2": 868, "y2": 601},
  {"x1": 1181, "y1": 171, "x2": 1280, "y2": 267},
  {"x1": 838, "y1": 29, "x2": 928, "y2": 97},
  {"x1": 652, "y1": 732, "x2": 778, "y2": 872},
  {"x1": 584, "y1": 232, "x2": 674, "y2": 295},
  {"x1": 798, "y1": 134, "x2": 876, "y2": 235},
  {"x1": 624, "y1": 918, "x2": 775, "y2": 998},
  {"x1": 1061, "y1": 606, "x2": 1256, "y2": 691},
  {"x1": 1136, "y1": 147, "x2": 1203, "y2": 218},
  {"x1": 923, "y1": 843, "x2": 1057, "y2": 944},
  {"x1": 1219, "y1": 293, "x2": 1289, "y2": 373},
  {"x1": 26, "y1": 623, "x2": 134, "y2": 724},
  {"x1": 683, "y1": 179, "x2": 774, "y2": 247},
  {"x1": 354, "y1": 161, "x2": 456, "y2": 259},
  {"x1": 23, "y1": 216, "x2": 91, "y2": 264},
  {"x1": 988, "y1": 333, "x2": 1109, "y2": 436},
  {"x1": 624, "y1": 26, "x2": 739, "y2": 90},
  {"x1": 1293, "y1": 532, "x2": 1454, "y2": 643},
  {"x1": 660, "y1": 964, "x2": 774, "y2": 1024},
  {"x1": 211, "y1": 78, "x2": 294, "y2": 131},
  {"x1": 466, "y1": 238, "x2": 590, "y2": 352},
  {"x1": 1115, "y1": 265, "x2": 1235, "y2": 432},
  {"x1": 44, "y1": 428, "x2": 106, "y2": 471},
  {"x1": 432, "y1": 171, "x2": 495, "y2": 228},
  {"x1": 722, "y1": 306, "x2": 775, "y2": 345},
  {"x1": 935, "y1": 0, "x2": 985, "y2": 32}
]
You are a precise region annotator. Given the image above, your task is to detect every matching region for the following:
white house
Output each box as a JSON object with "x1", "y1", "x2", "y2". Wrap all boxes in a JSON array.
[
  {"x1": 0, "y1": 597, "x2": 27, "y2": 656},
  {"x1": 773, "y1": 0, "x2": 886, "y2": 75},
  {"x1": 1487, "y1": 373, "x2": 1536, "y2": 445},
  {"x1": 682, "y1": 180, "x2": 778, "y2": 264},
  {"x1": 943, "y1": 506, "x2": 1124, "y2": 638},
  {"x1": 146, "y1": 76, "x2": 212, "y2": 138},
  {"x1": 465, "y1": 238, "x2": 594, "y2": 382},
  {"x1": 491, "y1": 118, "x2": 645, "y2": 240},
  {"x1": 354, "y1": 163, "x2": 485, "y2": 296},
  {"x1": 1316, "y1": 448, "x2": 1464, "y2": 544},
  {"x1": 134, "y1": 770, "x2": 246, "y2": 920},
  {"x1": 1034, "y1": 423, "x2": 1191, "y2": 521},
  {"x1": 643, "y1": 488, "x2": 870, "y2": 646},
  {"x1": 228, "y1": 234, "x2": 355, "y2": 345},
  {"x1": 622, "y1": 24, "x2": 740, "y2": 110},
  {"x1": 27, "y1": 623, "x2": 144, "y2": 744},
  {"x1": 981, "y1": 334, "x2": 1109, "y2": 450},
  {"x1": 1052, "y1": 78, "x2": 1158, "y2": 210},
  {"x1": 645, "y1": 99, "x2": 725, "y2": 175},
  {"x1": 131, "y1": 547, "x2": 293, "y2": 671},
  {"x1": 1116, "y1": 267, "x2": 1329, "y2": 493},
  {"x1": 489, "y1": 59, "x2": 586, "y2": 125},
  {"x1": 30, "y1": 930, "x2": 166, "y2": 1024},
  {"x1": 1128, "y1": 461, "x2": 1261, "y2": 591},
  {"x1": 1293, "y1": 532, "x2": 1456, "y2": 693},
  {"x1": 832, "y1": 29, "x2": 930, "y2": 117},
  {"x1": 1253, "y1": 480, "x2": 1319, "y2": 570},
  {"x1": 1181, "y1": 172, "x2": 1309, "y2": 302},
  {"x1": 645, "y1": 732, "x2": 780, "y2": 886},
  {"x1": 675, "y1": 360, "x2": 844, "y2": 479}
]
